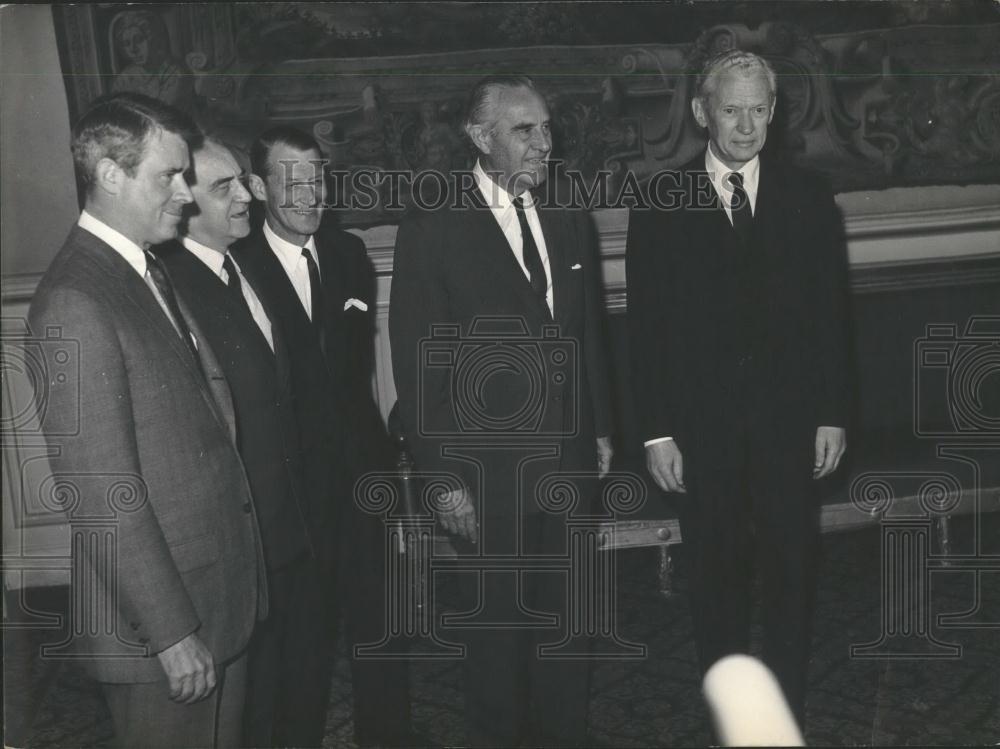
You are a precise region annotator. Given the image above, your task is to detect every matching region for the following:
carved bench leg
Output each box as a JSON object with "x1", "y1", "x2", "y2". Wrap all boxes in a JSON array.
[
  {"x1": 658, "y1": 545, "x2": 674, "y2": 598},
  {"x1": 935, "y1": 515, "x2": 953, "y2": 566}
]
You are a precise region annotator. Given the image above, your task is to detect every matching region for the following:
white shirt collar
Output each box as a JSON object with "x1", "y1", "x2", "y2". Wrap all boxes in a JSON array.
[
  {"x1": 704, "y1": 144, "x2": 760, "y2": 208},
  {"x1": 77, "y1": 210, "x2": 148, "y2": 277},
  {"x1": 263, "y1": 220, "x2": 317, "y2": 275},
  {"x1": 473, "y1": 160, "x2": 534, "y2": 213},
  {"x1": 181, "y1": 235, "x2": 228, "y2": 277}
]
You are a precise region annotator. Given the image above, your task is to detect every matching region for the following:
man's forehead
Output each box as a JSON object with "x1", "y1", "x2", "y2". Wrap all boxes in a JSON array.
[
  {"x1": 496, "y1": 87, "x2": 549, "y2": 123},
  {"x1": 141, "y1": 128, "x2": 189, "y2": 164},
  {"x1": 711, "y1": 68, "x2": 772, "y2": 100},
  {"x1": 194, "y1": 142, "x2": 239, "y2": 178},
  {"x1": 268, "y1": 144, "x2": 324, "y2": 176}
]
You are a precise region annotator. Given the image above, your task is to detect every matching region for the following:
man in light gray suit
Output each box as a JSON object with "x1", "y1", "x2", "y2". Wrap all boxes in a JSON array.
[{"x1": 28, "y1": 93, "x2": 266, "y2": 747}]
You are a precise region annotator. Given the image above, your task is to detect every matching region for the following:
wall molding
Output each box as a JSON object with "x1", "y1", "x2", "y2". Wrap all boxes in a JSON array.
[{"x1": 5, "y1": 198, "x2": 999, "y2": 310}]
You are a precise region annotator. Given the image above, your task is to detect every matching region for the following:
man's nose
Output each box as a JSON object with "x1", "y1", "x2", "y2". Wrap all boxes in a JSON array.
[
  {"x1": 234, "y1": 179, "x2": 252, "y2": 203},
  {"x1": 174, "y1": 174, "x2": 194, "y2": 204},
  {"x1": 533, "y1": 130, "x2": 552, "y2": 153},
  {"x1": 736, "y1": 111, "x2": 754, "y2": 135}
]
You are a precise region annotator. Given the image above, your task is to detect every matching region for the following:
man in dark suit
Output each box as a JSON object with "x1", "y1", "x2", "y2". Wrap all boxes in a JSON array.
[
  {"x1": 152, "y1": 137, "x2": 316, "y2": 747},
  {"x1": 390, "y1": 75, "x2": 613, "y2": 747},
  {"x1": 234, "y1": 126, "x2": 414, "y2": 748},
  {"x1": 28, "y1": 94, "x2": 266, "y2": 747},
  {"x1": 626, "y1": 50, "x2": 851, "y2": 719}
]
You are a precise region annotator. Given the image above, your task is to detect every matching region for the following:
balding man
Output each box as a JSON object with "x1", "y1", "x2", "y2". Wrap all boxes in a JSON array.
[
  {"x1": 626, "y1": 50, "x2": 851, "y2": 719},
  {"x1": 28, "y1": 94, "x2": 265, "y2": 747},
  {"x1": 390, "y1": 74, "x2": 613, "y2": 747},
  {"x1": 153, "y1": 138, "x2": 314, "y2": 748}
]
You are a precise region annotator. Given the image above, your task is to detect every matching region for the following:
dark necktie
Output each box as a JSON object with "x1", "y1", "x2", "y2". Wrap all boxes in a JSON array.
[
  {"x1": 144, "y1": 250, "x2": 201, "y2": 369},
  {"x1": 512, "y1": 196, "x2": 549, "y2": 312},
  {"x1": 301, "y1": 247, "x2": 327, "y2": 356},
  {"x1": 221, "y1": 254, "x2": 252, "y2": 316},
  {"x1": 301, "y1": 248, "x2": 324, "y2": 322},
  {"x1": 727, "y1": 172, "x2": 754, "y2": 245}
]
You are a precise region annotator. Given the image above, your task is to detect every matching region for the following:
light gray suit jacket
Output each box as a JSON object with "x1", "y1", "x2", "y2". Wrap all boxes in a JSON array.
[{"x1": 28, "y1": 225, "x2": 267, "y2": 683}]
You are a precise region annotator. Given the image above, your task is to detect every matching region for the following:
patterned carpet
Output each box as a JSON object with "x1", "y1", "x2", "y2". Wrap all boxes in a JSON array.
[{"x1": 6, "y1": 514, "x2": 1000, "y2": 748}]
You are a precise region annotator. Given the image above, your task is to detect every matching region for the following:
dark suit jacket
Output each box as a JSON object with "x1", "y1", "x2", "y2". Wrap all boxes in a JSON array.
[
  {"x1": 389, "y1": 182, "x2": 612, "y2": 517},
  {"x1": 234, "y1": 222, "x2": 392, "y2": 528},
  {"x1": 626, "y1": 155, "x2": 850, "y2": 458},
  {"x1": 28, "y1": 225, "x2": 267, "y2": 683},
  {"x1": 155, "y1": 240, "x2": 313, "y2": 571}
]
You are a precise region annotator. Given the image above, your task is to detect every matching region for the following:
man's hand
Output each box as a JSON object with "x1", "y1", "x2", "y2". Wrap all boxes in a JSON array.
[
  {"x1": 436, "y1": 487, "x2": 478, "y2": 544},
  {"x1": 646, "y1": 440, "x2": 686, "y2": 493},
  {"x1": 814, "y1": 426, "x2": 847, "y2": 479},
  {"x1": 157, "y1": 632, "x2": 216, "y2": 704},
  {"x1": 596, "y1": 436, "x2": 613, "y2": 479}
]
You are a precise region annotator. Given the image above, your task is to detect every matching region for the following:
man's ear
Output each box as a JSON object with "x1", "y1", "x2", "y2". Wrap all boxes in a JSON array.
[
  {"x1": 691, "y1": 97, "x2": 708, "y2": 129},
  {"x1": 248, "y1": 173, "x2": 267, "y2": 201},
  {"x1": 94, "y1": 157, "x2": 123, "y2": 196},
  {"x1": 466, "y1": 124, "x2": 492, "y2": 156}
]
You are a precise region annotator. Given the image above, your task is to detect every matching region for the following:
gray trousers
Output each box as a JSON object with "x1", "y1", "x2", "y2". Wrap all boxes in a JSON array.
[{"x1": 101, "y1": 651, "x2": 247, "y2": 748}]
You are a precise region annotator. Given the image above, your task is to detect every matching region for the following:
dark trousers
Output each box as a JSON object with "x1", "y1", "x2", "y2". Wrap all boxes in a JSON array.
[
  {"x1": 679, "y1": 417, "x2": 819, "y2": 721},
  {"x1": 450, "y1": 509, "x2": 593, "y2": 747},
  {"x1": 336, "y1": 505, "x2": 413, "y2": 747},
  {"x1": 242, "y1": 502, "x2": 413, "y2": 749},
  {"x1": 243, "y1": 555, "x2": 333, "y2": 748}
]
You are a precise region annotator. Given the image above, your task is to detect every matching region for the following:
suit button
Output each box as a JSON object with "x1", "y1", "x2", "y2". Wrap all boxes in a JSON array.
[
  {"x1": 243, "y1": 502, "x2": 252, "y2": 514},
  {"x1": 554, "y1": 395, "x2": 562, "y2": 402},
  {"x1": 130, "y1": 621, "x2": 140, "y2": 630},
  {"x1": 138, "y1": 636, "x2": 150, "y2": 645}
]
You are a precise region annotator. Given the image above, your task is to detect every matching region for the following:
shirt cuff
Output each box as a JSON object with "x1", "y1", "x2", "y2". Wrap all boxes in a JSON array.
[{"x1": 644, "y1": 436, "x2": 674, "y2": 447}]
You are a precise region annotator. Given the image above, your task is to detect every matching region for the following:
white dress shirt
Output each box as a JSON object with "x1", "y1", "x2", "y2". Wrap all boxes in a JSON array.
[
  {"x1": 263, "y1": 220, "x2": 320, "y2": 321},
  {"x1": 181, "y1": 236, "x2": 274, "y2": 351},
  {"x1": 77, "y1": 210, "x2": 195, "y2": 346},
  {"x1": 643, "y1": 147, "x2": 762, "y2": 449},
  {"x1": 473, "y1": 161, "x2": 554, "y2": 316}
]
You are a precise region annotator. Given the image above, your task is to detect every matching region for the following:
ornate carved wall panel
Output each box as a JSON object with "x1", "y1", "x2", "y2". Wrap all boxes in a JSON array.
[{"x1": 53, "y1": 3, "x2": 1000, "y2": 227}]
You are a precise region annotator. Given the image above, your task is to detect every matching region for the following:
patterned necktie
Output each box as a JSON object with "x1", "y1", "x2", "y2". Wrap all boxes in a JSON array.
[
  {"x1": 144, "y1": 250, "x2": 201, "y2": 369},
  {"x1": 727, "y1": 172, "x2": 754, "y2": 246},
  {"x1": 512, "y1": 195, "x2": 549, "y2": 311}
]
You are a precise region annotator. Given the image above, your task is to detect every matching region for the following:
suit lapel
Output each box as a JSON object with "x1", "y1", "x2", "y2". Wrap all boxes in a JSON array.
[
  {"x1": 753, "y1": 158, "x2": 785, "y2": 266},
  {"x1": 239, "y1": 233, "x2": 333, "y2": 378},
  {"x1": 533, "y1": 200, "x2": 566, "y2": 323},
  {"x1": 74, "y1": 234, "x2": 237, "y2": 441},
  {"x1": 175, "y1": 292, "x2": 238, "y2": 442},
  {"x1": 76, "y1": 233, "x2": 208, "y2": 386},
  {"x1": 243, "y1": 235, "x2": 316, "y2": 335},
  {"x1": 462, "y1": 193, "x2": 551, "y2": 323},
  {"x1": 242, "y1": 267, "x2": 294, "y2": 395},
  {"x1": 684, "y1": 163, "x2": 743, "y2": 257}
]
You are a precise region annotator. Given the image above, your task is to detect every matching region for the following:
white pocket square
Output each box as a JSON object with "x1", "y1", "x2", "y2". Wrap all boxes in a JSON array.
[
  {"x1": 570, "y1": 263, "x2": 582, "y2": 270},
  {"x1": 344, "y1": 298, "x2": 368, "y2": 312}
]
